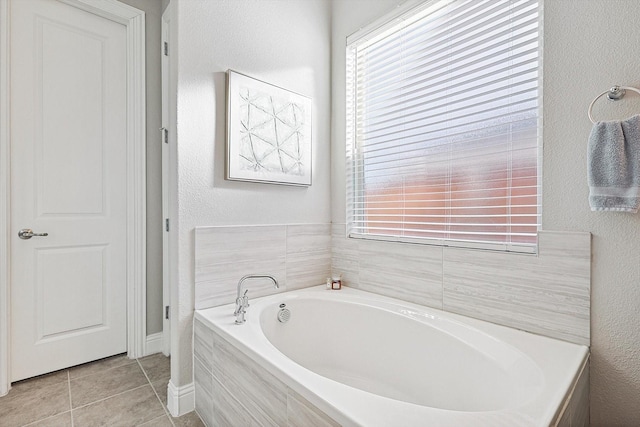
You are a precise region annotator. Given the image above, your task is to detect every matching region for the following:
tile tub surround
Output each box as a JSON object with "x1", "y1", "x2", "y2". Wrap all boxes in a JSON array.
[
  {"x1": 194, "y1": 318, "x2": 340, "y2": 427},
  {"x1": 193, "y1": 290, "x2": 588, "y2": 427},
  {"x1": 195, "y1": 223, "x2": 589, "y2": 345},
  {"x1": 557, "y1": 358, "x2": 590, "y2": 427},
  {"x1": 332, "y1": 224, "x2": 591, "y2": 346},
  {"x1": 195, "y1": 224, "x2": 331, "y2": 309},
  {"x1": 0, "y1": 353, "x2": 203, "y2": 427}
]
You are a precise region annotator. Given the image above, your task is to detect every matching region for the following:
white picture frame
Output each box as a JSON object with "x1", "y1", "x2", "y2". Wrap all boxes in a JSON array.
[{"x1": 226, "y1": 70, "x2": 312, "y2": 186}]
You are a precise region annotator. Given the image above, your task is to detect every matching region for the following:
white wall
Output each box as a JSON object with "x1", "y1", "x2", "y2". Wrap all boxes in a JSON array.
[
  {"x1": 173, "y1": 0, "x2": 331, "y2": 388},
  {"x1": 332, "y1": 1, "x2": 640, "y2": 425}
]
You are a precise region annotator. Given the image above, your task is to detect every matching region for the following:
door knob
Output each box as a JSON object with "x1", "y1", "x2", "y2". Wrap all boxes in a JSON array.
[{"x1": 18, "y1": 229, "x2": 49, "y2": 240}]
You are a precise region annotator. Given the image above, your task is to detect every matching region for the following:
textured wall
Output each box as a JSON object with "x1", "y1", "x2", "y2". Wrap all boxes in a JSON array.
[
  {"x1": 543, "y1": 2, "x2": 640, "y2": 425},
  {"x1": 332, "y1": 1, "x2": 640, "y2": 425},
  {"x1": 174, "y1": 0, "x2": 332, "y2": 389}
]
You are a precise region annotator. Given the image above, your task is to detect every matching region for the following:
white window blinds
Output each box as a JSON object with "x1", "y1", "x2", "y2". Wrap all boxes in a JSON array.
[{"x1": 346, "y1": 0, "x2": 542, "y2": 253}]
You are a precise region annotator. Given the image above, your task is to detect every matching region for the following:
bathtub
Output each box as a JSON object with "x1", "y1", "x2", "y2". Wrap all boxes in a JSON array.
[{"x1": 194, "y1": 286, "x2": 589, "y2": 426}]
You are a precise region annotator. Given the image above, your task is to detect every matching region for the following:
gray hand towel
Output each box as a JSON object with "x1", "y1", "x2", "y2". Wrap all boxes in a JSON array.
[{"x1": 588, "y1": 114, "x2": 640, "y2": 212}]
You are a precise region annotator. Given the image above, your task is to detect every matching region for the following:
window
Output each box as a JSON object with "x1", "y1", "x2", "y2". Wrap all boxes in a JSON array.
[{"x1": 346, "y1": 0, "x2": 542, "y2": 252}]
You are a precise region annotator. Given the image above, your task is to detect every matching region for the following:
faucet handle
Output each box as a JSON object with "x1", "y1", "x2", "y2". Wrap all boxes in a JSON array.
[{"x1": 233, "y1": 290, "x2": 249, "y2": 316}]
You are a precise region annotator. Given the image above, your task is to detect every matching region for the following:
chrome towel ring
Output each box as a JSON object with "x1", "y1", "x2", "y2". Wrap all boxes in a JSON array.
[{"x1": 588, "y1": 85, "x2": 640, "y2": 123}]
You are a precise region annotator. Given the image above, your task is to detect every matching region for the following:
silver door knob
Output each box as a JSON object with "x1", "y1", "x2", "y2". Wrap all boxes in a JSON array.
[{"x1": 18, "y1": 229, "x2": 49, "y2": 240}]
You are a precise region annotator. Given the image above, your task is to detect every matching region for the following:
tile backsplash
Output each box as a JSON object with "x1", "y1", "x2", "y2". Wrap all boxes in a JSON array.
[
  {"x1": 442, "y1": 232, "x2": 590, "y2": 346},
  {"x1": 331, "y1": 224, "x2": 591, "y2": 346},
  {"x1": 195, "y1": 223, "x2": 590, "y2": 346},
  {"x1": 194, "y1": 224, "x2": 331, "y2": 309}
]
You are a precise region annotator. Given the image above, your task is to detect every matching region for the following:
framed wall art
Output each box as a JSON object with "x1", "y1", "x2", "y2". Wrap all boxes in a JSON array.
[{"x1": 226, "y1": 70, "x2": 312, "y2": 186}]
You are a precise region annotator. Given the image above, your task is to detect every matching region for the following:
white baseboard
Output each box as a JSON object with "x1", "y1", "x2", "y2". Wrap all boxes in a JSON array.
[
  {"x1": 144, "y1": 332, "x2": 164, "y2": 356},
  {"x1": 167, "y1": 380, "x2": 195, "y2": 417}
]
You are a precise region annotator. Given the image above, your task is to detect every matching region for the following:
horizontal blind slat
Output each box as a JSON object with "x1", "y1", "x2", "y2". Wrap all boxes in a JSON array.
[
  {"x1": 358, "y1": 114, "x2": 540, "y2": 153},
  {"x1": 358, "y1": 95, "x2": 539, "y2": 143},
  {"x1": 356, "y1": 40, "x2": 539, "y2": 104},
  {"x1": 357, "y1": 64, "x2": 539, "y2": 126},
  {"x1": 358, "y1": 0, "x2": 537, "y2": 66},
  {"x1": 358, "y1": 15, "x2": 539, "y2": 93},
  {"x1": 356, "y1": 6, "x2": 539, "y2": 93}
]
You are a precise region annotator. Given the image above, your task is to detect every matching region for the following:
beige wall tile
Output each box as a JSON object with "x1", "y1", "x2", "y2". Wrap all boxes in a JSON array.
[
  {"x1": 331, "y1": 223, "x2": 359, "y2": 287},
  {"x1": 358, "y1": 239, "x2": 443, "y2": 309},
  {"x1": 195, "y1": 225, "x2": 287, "y2": 309},
  {"x1": 211, "y1": 376, "x2": 261, "y2": 427},
  {"x1": 210, "y1": 329, "x2": 287, "y2": 426},
  {"x1": 286, "y1": 224, "x2": 331, "y2": 289},
  {"x1": 287, "y1": 390, "x2": 340, "y2": 427},
  {"x1": 197, "y1": 225, "x2": 590, "y2": 345},
  {"x1": 195, "y1": 224, "x2": 333, "y2": 309},
  {"x1": 194, "y1": 319, "x2": 214, "y2": 373},
  {"x1": 443, "y1": 231, "x2": 590, "y2": 345},
  {"x1": 194, "y1": 357, "x2": 214, "y2": 427}
]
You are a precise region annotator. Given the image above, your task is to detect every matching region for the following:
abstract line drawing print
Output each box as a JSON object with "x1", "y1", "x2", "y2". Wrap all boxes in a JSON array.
[
  {"x1": 226, "y1": 70, "x2": 311, "y2": 186},
  {"x1": 238, "y1": 87, "x2": 306, "y2": 176}
]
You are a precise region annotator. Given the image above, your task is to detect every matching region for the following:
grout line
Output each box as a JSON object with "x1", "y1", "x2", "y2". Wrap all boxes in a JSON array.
[
  {"x1": 68, "y1": 355, "x2": 134, "y2": 381},
  {"x1": 138, "y1": 358, "x2": 176, "y2": 427},
  {"x1": 441, "y1": 246, "x2": 445, "y2": 310},
  {"x1": 284, "y1": 225, "x2": 288, "y2": 291},
  {"x1": 21, "y1": 411, "x2": 72, "y2": 427},
  {"x1": 23, "y1": 369, "x2": 73, "y2": 427},
  {"x1": 72, "y1": 383, "x2": 150, "y2": 412},
  {"x1": 68, "y1": 370, "x2": 74, "y2": 427},
  {"x1": 69, "y1": 359, "x2": 149, "y2": 411}
]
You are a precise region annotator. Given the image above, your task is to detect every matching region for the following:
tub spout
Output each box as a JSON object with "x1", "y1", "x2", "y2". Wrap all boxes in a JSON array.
[{"x1": 234, "y1": 274, "x2": 279, "y2": 324}]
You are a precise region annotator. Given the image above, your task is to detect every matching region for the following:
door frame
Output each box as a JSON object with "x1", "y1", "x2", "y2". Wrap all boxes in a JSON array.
[
  {"x1": 161, "y1": 8, "x2": 171, "y2": 358},
  {"x1": 0, "y1": 0, "x2": 147, "y2": 395}
]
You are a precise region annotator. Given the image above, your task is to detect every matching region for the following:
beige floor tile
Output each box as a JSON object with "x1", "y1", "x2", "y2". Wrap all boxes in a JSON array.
[
  {"x1": 69, "y1": 354, "x2": 133, "y2": 380},
  {"x1": 151, "y1": 379, "x2": 169, "y2": 407},
  {"x1": 2, "y1": 353, "x2": 176, "y2": 426},
  {"x1": 72, "y1": 385, "x2": 165, "y2": 427},
  {"x1": 172, "y1": 411, "x2": 205, "y2": 427},
  {"x1": 0, "y1": 381, "x2": 70, "y2": 427},
  {"x1": 26, "y1": 411, "x2": 72, "y2": 427},
  {"x1": 10, "y1": 370, "x2": 68, "y2": 394},
  {"x1": 70, "y1": 362, "x2": 147, "y2": 408},
  {"x1": 138, "y1": 414, "x2": 174, "y2": 427},
  {"x1": 138, "y1": 354, "x2": 171, "y2": 383}
]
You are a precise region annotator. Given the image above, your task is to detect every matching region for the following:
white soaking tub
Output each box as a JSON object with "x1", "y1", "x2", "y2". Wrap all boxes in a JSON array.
[{"x1": 194, "y1": 286, "x2": 588, "y2": 426}]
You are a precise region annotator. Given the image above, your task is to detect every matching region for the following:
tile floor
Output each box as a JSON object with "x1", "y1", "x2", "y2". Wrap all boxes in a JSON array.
[{"x1": 0, "y1": 353, "x2": 204, "y2": 427}]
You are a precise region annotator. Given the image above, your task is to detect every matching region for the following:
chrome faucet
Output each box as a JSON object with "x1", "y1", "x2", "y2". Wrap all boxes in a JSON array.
[{"x1": 234, "y1": 274, "x2": 279, "y2": 324}]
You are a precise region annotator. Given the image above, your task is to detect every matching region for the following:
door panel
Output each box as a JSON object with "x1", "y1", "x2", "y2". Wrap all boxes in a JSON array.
[
  {"x1": 35, "y1": 19, "x2": 105, "y2": 214},
  {"x1": 39, "y1": 18, "x2": 106, "y2": 215},
  {"x1": 10, "y1": 0, "x2": 128, "y2": 381},
  {"x1": 38, "y1": 245, "x2": 107, "y2": 338}
]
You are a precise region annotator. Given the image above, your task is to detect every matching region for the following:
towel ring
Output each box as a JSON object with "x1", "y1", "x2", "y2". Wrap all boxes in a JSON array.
[{"x1": 588, "y1": 85, "x2": 640, "y2": 123}]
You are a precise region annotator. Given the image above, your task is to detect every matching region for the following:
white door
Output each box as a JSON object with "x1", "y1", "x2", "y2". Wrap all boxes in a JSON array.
[{"x1": 10, "y1": 0, "x2": 128, "y2": 381}]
